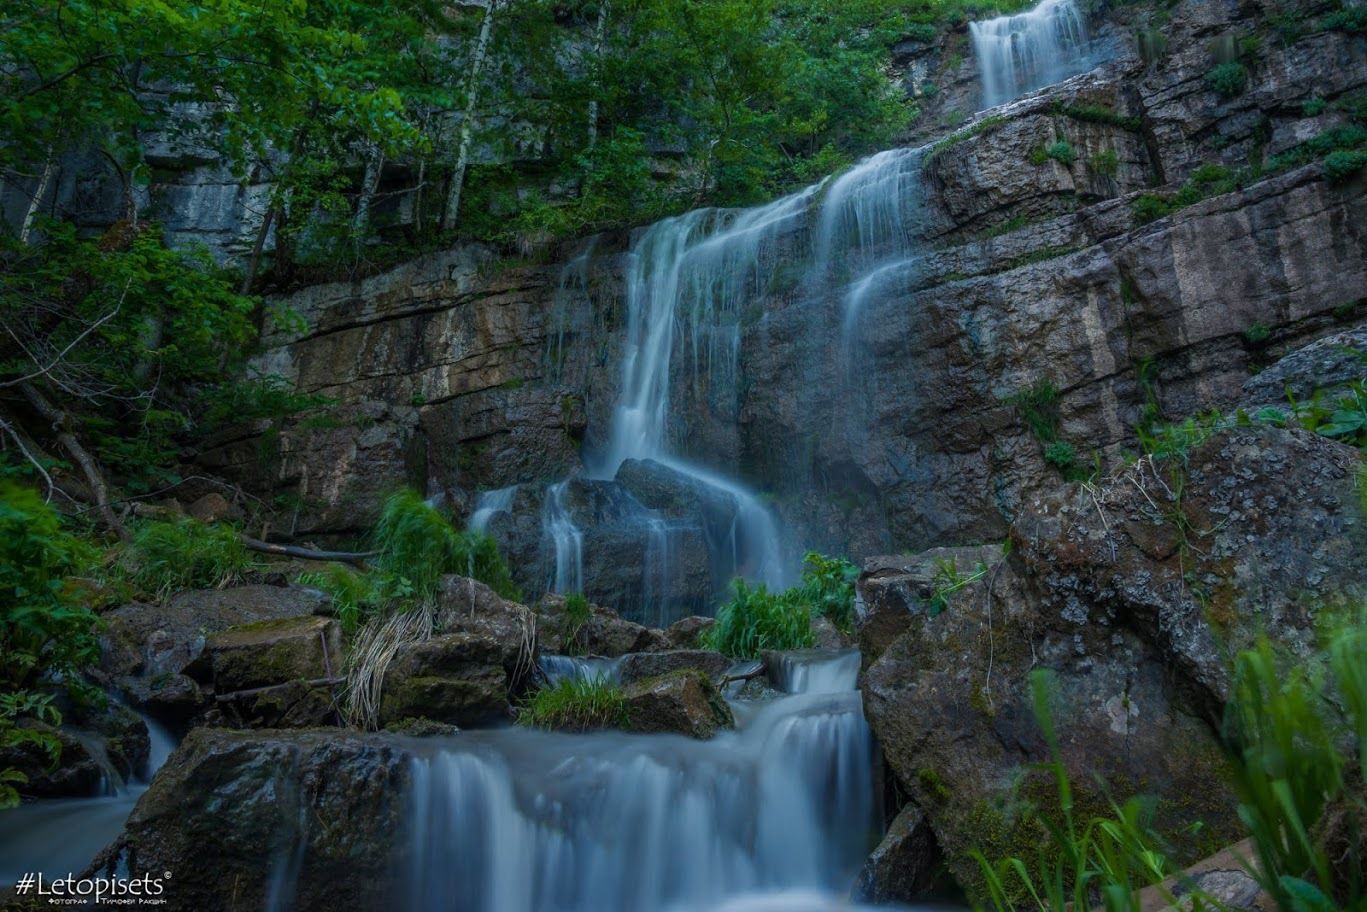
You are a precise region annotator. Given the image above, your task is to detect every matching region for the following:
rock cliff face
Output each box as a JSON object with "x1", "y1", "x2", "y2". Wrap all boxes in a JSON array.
[
  {"x1": 202, "y1": 0, "x2": 1364, "y2": 617},
  {"x1": 859, "y1": 426, "x2": 1367, "y2": 899}
]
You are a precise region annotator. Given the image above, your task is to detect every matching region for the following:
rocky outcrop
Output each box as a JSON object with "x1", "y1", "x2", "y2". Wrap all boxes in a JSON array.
[
  {"x1": 621, "y1": 670, "x2": 735, "y2": 739},
  {"x1": 100, "y1": 584, "x2": 332, "y2": 722},
  {"x1": 535, "y1": 594, "x2": 670, "y2": 656},
  {"x1": 113, "y1": 729, "x2": 410, "y2": 912},
  {"x1": 380, "y1": 633, "x2": 510, "y2": 727},
  {"x1": 860, "y1": 427, "x2": 1365, "y2": 902},
  {"x1": 200, "y1": 0, "x2": 1364, "y2": 618},
  {"x1": 0, "y1": 701, "x2": 150, "y2": 799}
]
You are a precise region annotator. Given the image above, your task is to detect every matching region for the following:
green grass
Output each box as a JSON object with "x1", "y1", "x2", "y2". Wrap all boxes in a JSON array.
[
  {"x1": 703, "y1": 579, "x2": 816, "y2": 658},
  {"x1": 927, "y1": 115, "x2": 1008, "y2": 161},
  {"x1": 1206, "y1": 62, "x2": 1249, "y2": 99},
  {"x1": 118, "y1": 516, "x2": 253, "y2": 598},
  {"x1": 302, "y1": 489, "x2": 520, "y2": 632},
  {"x1": 517, "y1": 676, "x2": 628, "y2": 731}
]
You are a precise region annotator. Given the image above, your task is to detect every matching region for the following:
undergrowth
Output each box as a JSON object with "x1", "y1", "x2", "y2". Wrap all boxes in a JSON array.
[
  {"x1": 117, "y1": 517, "x2": 254, "y2": 598},
  {"x1": 702, "y1": 551, "x2": 859, "y2": 657},
  {"x1": 517, "y1": 676, "x2": 628, "y2": 732}
]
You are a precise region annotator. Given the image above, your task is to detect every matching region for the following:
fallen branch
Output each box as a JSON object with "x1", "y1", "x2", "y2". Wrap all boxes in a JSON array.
[
  {"x1": 19, "y1": 381, "x2": 128, "y2": 539},
  {"x1": 240, "y1": 535, "x2": 376, "y2": 565}
]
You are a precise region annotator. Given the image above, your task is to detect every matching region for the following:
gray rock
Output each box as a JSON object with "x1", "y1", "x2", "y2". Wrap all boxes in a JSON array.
[
  {"x1": 204, "y1": 615, "x2": 342, "y2": 694},
  {"x1": 621, "y1": 671, "x2": 735, "y2": 739},
  {"x1": 854, "y1": 804, "x2": 942, "y2": 904},
  {"x1": 1241, "y1": 325, "x2": 1367, "y2": 410},
  {"x1": 380, "y1": 633, "x2": 510, "y2": 728},
  {"x1": 616, "y1": 650, "x2": 732, "y2": 686}
]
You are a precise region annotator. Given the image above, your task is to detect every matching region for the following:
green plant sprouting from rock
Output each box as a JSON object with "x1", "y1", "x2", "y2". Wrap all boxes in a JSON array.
[
  {"x1": 702, "y1": 551, "x2": 859, "y2": 657},
  {"x1": 517, "y1": 676, "x2": 629, "y2": 732}
]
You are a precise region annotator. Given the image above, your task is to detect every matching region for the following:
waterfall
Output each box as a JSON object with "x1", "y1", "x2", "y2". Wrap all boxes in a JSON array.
[
  {"x1": 469, "y1": 485, "x2": 518, "y2": 535},
  {"x1": 402, "y1": 678, "x2": 877, "y2": 912},
  {"x1": 543, "y1": 480, "x2": 584, "y2": 594},
  {"x1": 767, "y1": 649, "x2": 862, "y2": 695},
  {"x1": 970, "y1": 0, "x2": 1090, "y2": 109}
]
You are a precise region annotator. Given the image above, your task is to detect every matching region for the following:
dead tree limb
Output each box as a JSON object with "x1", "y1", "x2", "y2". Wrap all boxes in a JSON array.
[
  {"x1": 240, "y1": 536, "x2": 376, "y2": 565},
  {"x1": 19, "y1": 381, "x2": 128, "y2": 539}
]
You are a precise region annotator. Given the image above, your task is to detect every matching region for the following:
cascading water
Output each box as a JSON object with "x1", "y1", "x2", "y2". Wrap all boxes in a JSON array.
[
  {"x1": 469, "y1": 484, "x2": 518, "y2": 534},
  {"x1": 543, "y1": 480, "x2": 584, "y2": 595},
  {"x1": 969, "y1": 0, "x2": 1091, "y2": 109},
  {"x1": 0, "y1": 710, "x2": 177, "y2": 885},
  {"x1": 401, "y1": 650, "x2": 879, "y2": 912}
]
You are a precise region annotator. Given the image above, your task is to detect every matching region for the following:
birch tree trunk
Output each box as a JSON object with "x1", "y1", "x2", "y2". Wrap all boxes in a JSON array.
[
  {"x1": 442, "y1": 0, "x2": 500, "y2": 232},
  {"x1": 19, "y1": 150, "x2": 55, "y2": 245},
  {"x1": 352, "y1": 143, "x2": 385, "y2": 251}
]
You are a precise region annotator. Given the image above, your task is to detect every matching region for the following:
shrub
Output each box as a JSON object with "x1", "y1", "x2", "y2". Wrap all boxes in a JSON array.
[
  {"x1": 0, "y1": 691, "x2": 63, "y2": 808},
  {"x1": 1090, "y1": 149, "x2": 1120, "y2": 178},
  {"x1": 1044, "y1": 440, "x2": 1077, "y2": 470},
  {"x1": 1045, "y1": 141, "x2": 1076, "y2": 166},
  {"x1": 1324, "y1": 149, "x2": 1367, "y2": 184},
  {"x1": 796, "y1": 551, "x2": 859, "y2": 633},
  {"x1": 1131, "y1": 193, "x2": 1172, "y2": 224},
  {"x1": 1244, "y1": 321, "x2": 1272, "y2": 345},
  {"x1": 702, "y1": 579, "x2": 815, "y2": 658},
  {"x1": 118, "y1": 517, "x2": 252, "y2": 598},
  {"x1": 1302, "y1": 97, "x2": 1327, "y2": 117},
  {"x1": 303, "y1": 489, "x2": 521, "y2": 632},
  {"x1": 0, "y1": 484, "x2": 100, "y2": 690},
  {"x1": 1206, "y1": 62, "x2": 1249, "y2": 99},
  {"x1": 517, "y1": 676, "x2": 628, "y2": 731}
]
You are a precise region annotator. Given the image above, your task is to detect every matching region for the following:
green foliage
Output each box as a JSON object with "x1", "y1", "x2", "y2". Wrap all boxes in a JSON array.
[
  {"x1": 928, "y1": 555, "x2": 990, "y2": 616},
  {"x1": 1008, "y1": 378, "x2": 1087, "y2": 477},
  {"x1": 0, "y1": 484, "x2": 99, "y2": 691},
  {"x1": 0, "y1": 690, "x2": 64, "y2": 809},
  {"x1": 303, "y1": 490, "x2": 520, "y2": 632},
  {"x1": 1090, "y1": 149, "x2": 1120, "y2": 178},
  {"x1": 1034, "y1": 141, "x2": 1076, "y2": 166},
  {"x1": 1222, "y1": 625, "x2": 1365, "y2": 911},
  {"x1": 0, "y1": 222, "x2": 260, "y2": 490},
  {"x1": 118, "y1": 517, "x2": 253, "y2": 599},
  {"x1": 1320, "y1": 3, "x2": 1367, "y2": 34},
  {"x1": 197, "y1": 373, "x2": 333, "y2": 432},
  {"x1": 703, "y1": 579, "x2": 816, "y2": 658},
  {"x1": 795, "y1": 551, "x2": 859, "y2": 634},
  {"x1": 1302, "y1": 97, "x2": 1327, "y2": 117},
  {"x1": 972, "y1": 670, "x2": 1178, "y2": 912},
  {"x1": 1244, "y1": 322, "x2": 1272, "y2": 345},
  {"x1": 1051, "y1": 101, "x2": 1142, "y2": 132},
  {"x1": 560, "y1": 592, "x2": 593, "y2": 656},
  {"x1": 1206, "y1": 62, "x2": 1250, "y2": 99},
  {"x1": 517, "y1": 676, "x2": 628, "y2": 732},
  {"x1": 1043, "y1": 440, "x2": 1078, "y2": 471},
  {"x1": 1324, "y1": 149, "x2": 1367, "y2": 183}
]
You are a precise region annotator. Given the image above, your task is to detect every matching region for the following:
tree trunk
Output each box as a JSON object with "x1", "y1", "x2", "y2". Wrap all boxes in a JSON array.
[
  {"x1": 239, "y1": 202, "x2": 277, "y2": 295},
  {"x1": 240, "y1": 536, "x2": 376, "y2": 565},
  {"x1": 442, "y1": 0, "x2": 500, "y2": 232},
  {"x1": 586, "y1": 0, "x2": 610, "y2": 150},
  {"x1": 19, "y1": 382, "x2": 128, "y2": 539},
  {"x1": 19, "y1": 150, "x2": 55, "y2": 245},
  {"x1": 352, "y1": 143, "x2": 384, "y2": 251}
]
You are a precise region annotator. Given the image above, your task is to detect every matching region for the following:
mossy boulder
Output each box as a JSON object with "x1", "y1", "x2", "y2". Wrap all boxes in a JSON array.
[
  {"x1": 621, "y1": 670, "x2": 734, "y2": 739},
  {"x1": 204, "y1": 614, "x2": 342, "y2": 694},
  {"x1": 379, "y1": 632, "x2": 510, "y2": 728},
  {"x1": 535, "y1": 593, "x2": 670, "y2": 657},
  {"x1": 616, "y1": 649, "x2": 732, "y2": 686}
]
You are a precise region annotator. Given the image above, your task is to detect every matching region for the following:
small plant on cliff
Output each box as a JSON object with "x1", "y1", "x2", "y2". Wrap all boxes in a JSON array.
[
  {"x1": 928, "y1": 556, "x2": 989, "y2": 616},
  {"x1": 1206, "y1": 62, "x2": 1249, "y2": 99},
  {"x1": 118, "y1": 517, "x2": 254, "y2": 599},
  {"x1": 703, "y1": 579, "x2": 815, "y2": 658},
  {"x1": 517, "y1": 676, "x2": 628, "y2": 732},
  {"x1": 560, "y1": 592, "x2": 592, "y2": 656}
]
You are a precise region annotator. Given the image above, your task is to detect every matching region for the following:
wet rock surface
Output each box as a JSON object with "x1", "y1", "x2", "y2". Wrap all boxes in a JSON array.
[
  {"x1": 621, "y1": 670, "x2": 735, "y2": 739},
  {"x1": 853, "y1": 804, "x2": 943, "y2": 904},
  {"x1": 860, "y1": 427, "x2": 1366, "y2": 901},
  {"x1": 380, "y1": 633, "x2": 511, "y2": 728},
  {"x1": 113, "y1": 728, "x2": 410, "y2": 912}
]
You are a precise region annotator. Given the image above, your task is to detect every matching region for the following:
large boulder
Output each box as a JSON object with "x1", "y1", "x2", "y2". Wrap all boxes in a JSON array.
[
  {"x1": 861, "y1": 427, "x2": 1366, "y2": 903},
  {"x1": 434, "y1": 575, "x2": 538, "y2": 689},
  {"x1": 535, "y1": 594, "x2": 670, "y2": 657},
  {"x1": 616, "y1": 650, "x2": 733, "y2": 686},
  {"x1": 203, "y1": 615, "x2": 342, "y2": 694},
  {"x1": 621, "y1": 670, "x2": 734, "y2": 739},
  {"x1": 112, "y1": 729, "x2": 410, "y2": 912},
  {"x1": 99, "y1": 584, "x2": 329, "y2": 720},
  {"x1": 379, "y1": 633, "x2": 510, "y2": 728}
]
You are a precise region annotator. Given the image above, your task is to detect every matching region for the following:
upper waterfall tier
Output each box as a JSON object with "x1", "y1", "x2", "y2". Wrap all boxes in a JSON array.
[{"x1": 969, "y1": 0, "x2": 1095, "y2": 109}]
